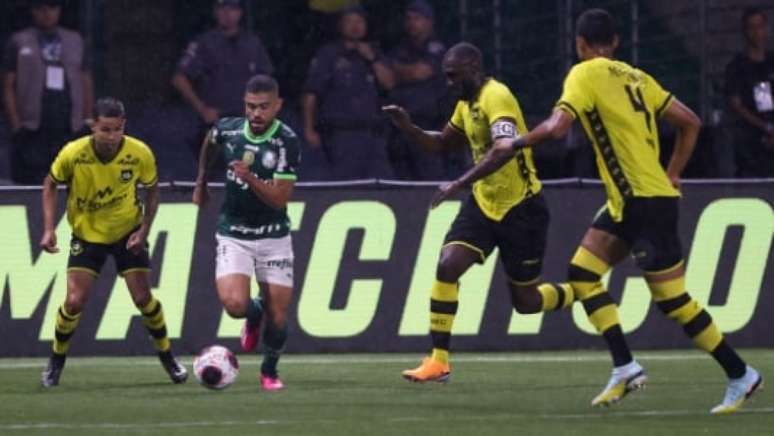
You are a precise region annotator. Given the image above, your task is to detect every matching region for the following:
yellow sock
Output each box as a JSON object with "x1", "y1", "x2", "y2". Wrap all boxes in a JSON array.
[
  {"x1": 429, "y1": 280, "x2": 458, "y2": 365},
  {"x1": 538, "y1": 283, "x2": 574, "y2": 311},
  {"x1": 139, "y1": 297, "x2": 171, "y2": 352},
  {"x1": 53, "y1": 305, "x2": 81, "y2": 355}
]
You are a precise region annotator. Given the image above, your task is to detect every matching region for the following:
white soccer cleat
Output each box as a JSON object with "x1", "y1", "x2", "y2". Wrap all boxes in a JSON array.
[
  {"x1": 710, "y1": 366, "x2": 763, "y2": 415},
  {"x1": 591, "y1": 360, "x2": 647, "y2": 407}
]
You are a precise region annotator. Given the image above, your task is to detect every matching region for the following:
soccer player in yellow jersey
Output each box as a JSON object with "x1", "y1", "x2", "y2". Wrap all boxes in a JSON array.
[
  {"x1": 384, "y1": 42, "x2": 573, "y2": 383},
  {"x1": 39, "y1": 98, "x2": 187, "y2": 387},
  {"x1": 437, "y1": 9, "x2": 762, "y2": 414}
]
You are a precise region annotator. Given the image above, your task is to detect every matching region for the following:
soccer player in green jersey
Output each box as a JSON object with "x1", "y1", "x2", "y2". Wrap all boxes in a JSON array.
[
  {"x1": 40, "y1": 97, "x2": 187, "y2": 387},
  {"x1": 193, "y1": 75, "x2": 299, "y2": 391},
  {"x1": 434, "y1": 9, "x2": 762, "y2": 414}
]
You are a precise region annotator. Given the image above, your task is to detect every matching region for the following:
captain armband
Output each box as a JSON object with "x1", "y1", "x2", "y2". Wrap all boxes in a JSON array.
[{"x1": 490, "y1": 120, "x2": 518, "y2": 140}]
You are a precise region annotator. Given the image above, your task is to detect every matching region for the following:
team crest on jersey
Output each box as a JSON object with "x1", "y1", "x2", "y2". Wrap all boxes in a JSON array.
[
  {"x1": 120, "y1": 169, "x2": 133, "y2": 183},
  {"x1": 70, "y1": 240, "x2": 84, "y2": 256},
  {"x1": 242, "y1": 151, "x2": 255, "y2": 165},
  {"x1": 262, "y1": 151, "x2": 277, "y2": 169}
]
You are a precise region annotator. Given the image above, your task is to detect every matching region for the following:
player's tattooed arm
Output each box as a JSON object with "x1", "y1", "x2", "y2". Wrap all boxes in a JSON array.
[
  {"x1": 128, "y1": 182, "x2": 159, "y2": 254},
  {"x1": 431, "y1": 118, "x2": 517, "y2": 207},
  {"x1": 40, "y1": 175, "x2": 60, "y2": 253},
  {"x1": 193, "y1": 128, "x2": 222, "y2": 207},
  {"x1": 382, "y1": 105, "x2": 466, "y2": 152}
]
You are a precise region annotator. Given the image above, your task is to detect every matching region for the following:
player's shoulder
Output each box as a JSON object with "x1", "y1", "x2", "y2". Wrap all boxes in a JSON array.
[
  {"x1": 482, "y1": 78, "x2": 510, "y2": 94},
  {"x1": 122, "y1": 135, "x2": 156, "y2": 159},
  {"x1": 277, "y1": 120, "x2": 299, "y2": 140},
  {"x1": 479, "y1": 78, "x2": 516, "y2": 103},
  {"x1": 58, "y1": 135, "x2": 91, "y2": 157},
  {"x1": 216, "y1": 117, "x2": 245, "y2": 132}
]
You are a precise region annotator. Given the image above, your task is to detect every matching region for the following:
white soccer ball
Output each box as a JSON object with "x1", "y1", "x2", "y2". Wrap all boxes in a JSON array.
[{"x1": 193, "y1": 345, "x2": 239, "y2": 390}]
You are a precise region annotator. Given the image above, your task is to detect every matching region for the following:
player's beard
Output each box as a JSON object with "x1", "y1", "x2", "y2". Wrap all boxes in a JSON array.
[{"x1": 450, "y1": 78, "x2": 478, "y2": 101}]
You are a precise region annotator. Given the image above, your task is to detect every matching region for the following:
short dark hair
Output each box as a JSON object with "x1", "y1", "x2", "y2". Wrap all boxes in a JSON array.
[
  {"x1": 445, "y1": 42, "x2": 483, "y2": 68},
  {"x1": 742, "y1": 7, "x2": 767, "y2": 28},
  {"x1": 93, "y1": 97, "x2": 126, "y2": 119},
  {"x1": 245, "y1": 74, "x2": 279, "y2": 95},
  {"x1": 576, "y1": 8, "x2": 617, "y2": 46}
]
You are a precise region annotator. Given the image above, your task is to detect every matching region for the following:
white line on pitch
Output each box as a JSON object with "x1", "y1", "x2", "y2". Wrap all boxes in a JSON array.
[
  {"x1": 0, "y1": 353, "x2": 708, "y2": 369},
  {"x1": 1, "y1": 408, "x2": 773, "y2": 431}
]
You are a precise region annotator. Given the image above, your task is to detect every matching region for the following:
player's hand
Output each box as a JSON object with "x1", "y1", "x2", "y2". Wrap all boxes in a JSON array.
[
  {"x1": 305, "y1": 128, "x2": 322, "y2": 149},
  {"x1": 126, "y1": 229, "x2": 148, "y2": 255},
  {"x1": 431, "y1": 180, "x2": 463, "y2": 209},
  {"x1": 39, "y1": 230, "x2": 59, "y2": 254},
  {"x1": 667, "y1": 173, "x2": 681, "y2": 190},
  {"x1": 200, "y1": 106, "x2": 220, "y2": 125},
  {"x1": 229, "y1": 160, "x2": 254, "y2": 182},
  {"x1": 382, "y1": 105, "x2": 412, "y2": 130},
  {"x1": 193, "y1": 182, "x2": 209, "y2": 207}
]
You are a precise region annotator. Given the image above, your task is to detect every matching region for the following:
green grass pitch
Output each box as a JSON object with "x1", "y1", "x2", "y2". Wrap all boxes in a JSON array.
[{"x1": 1, "y1": 350, "x2": 772, "y2": 436}]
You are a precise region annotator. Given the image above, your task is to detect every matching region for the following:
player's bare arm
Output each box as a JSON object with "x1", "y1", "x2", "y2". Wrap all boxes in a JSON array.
[
  {"x1": 431, "y1": 114, "x2": 570, "y2": 208},
  {"x1": 660, "y1": 98, "x2": 701, "y2": 189},
  {"x1": 382, "y1": 104, "x2": 466, "y2": 153},
  {"x1": 229, "y1": 160, "x2": 295, "y2": 210},
  {"x1": 40, "y1": 175, "x2": 60, "y2": 254},
  {"x1": 127, "y1": 182, "x2": 159, "y2": 254},
  {"x1": 193, "y1": 129, "x2": 222, "y2": 207}
]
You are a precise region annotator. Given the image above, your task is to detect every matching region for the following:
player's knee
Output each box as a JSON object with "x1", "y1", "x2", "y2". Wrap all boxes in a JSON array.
[
  {"x1": 221, "y1": 297, "x2": 247, "y2": 318},
  {"x1": 436, "y1": 258, "x2": 463, "y2": 283},
  {"x1": 63, "y1": 294, "x2": 85, "y2": 315},
  {"x1": 509, "y1": 285, "x2": 541, "y2": 314},
  {"x1": 130, "y1": 291, "x2": 151, "y2": 309}
]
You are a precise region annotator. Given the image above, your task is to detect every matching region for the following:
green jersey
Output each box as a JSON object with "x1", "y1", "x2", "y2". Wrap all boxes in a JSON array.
[{"x1": 211, "y1": 117, "x2": 300, "y2": 240}]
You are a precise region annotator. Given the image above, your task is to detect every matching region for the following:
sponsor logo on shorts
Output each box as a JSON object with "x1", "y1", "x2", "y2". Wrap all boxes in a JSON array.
[
  {"x1": 267, "y1": 258, "x2": 293, "y2": 270},
  {"x1": 70, "y1": 240, "x2": 84, "y2": 256}
]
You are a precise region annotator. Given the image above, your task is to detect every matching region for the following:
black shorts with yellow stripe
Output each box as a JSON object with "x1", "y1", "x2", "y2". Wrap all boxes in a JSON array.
[
  {"x1": 67, "y1": 227, "x2": 151, "y2": 276},
  {"x1": 443, "y1": 193, "x2": 549, "y2": 283},
  {"x1": 592, "y1": 196, "x2": 683, "y2": 271}
]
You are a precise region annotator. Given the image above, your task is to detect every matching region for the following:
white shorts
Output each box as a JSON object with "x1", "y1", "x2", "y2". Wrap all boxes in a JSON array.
[{"x1": 215, "y1": 234, "x2": 294, "y2": 287}]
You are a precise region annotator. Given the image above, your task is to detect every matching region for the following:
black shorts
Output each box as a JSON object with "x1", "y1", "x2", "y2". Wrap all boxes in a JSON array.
[
  {"x1": 443, "y1": 193, "x2": 549, "y2": 283},
  {"x1": 591, "y1": 197, "x2": 683, "y2": 272},
  {"x1": 67, "y1": 228, "x2": 151, "y2": 276}
]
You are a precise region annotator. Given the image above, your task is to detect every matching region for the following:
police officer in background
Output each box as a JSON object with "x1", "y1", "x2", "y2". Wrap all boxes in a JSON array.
[
  {"x1": 724, "y1": 7, "x2": 774, "y2": 177},
  {"x1": 302, "y1": 5, "x2": 395, "y2": 180},
  {"x1": 387, "y1": 0, "x2": 462, "y2": 181},
  {"x1": 172, "y1": 0, "x2": 273, "y2": 159},
  {"x1": 2, "y1": 0, "x2": 93, "y2": 185}
]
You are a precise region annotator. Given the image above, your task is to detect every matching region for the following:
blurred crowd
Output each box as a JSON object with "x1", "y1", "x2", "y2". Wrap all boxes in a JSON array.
[{"x1": 1, "y1": 0, "x2": 772, "y2": 185}]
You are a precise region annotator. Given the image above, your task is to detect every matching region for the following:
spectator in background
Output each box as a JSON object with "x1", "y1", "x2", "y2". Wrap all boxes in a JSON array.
[
  {"x1": 2, "y1": 0, "x2": 93, "y2": 185},
  {"x1": 172, "y1": 0, "x2": 273, "y2": 159},
  {"x1": 387, "y1": 0, "x2": 462, "y2": 181},
  {"x1": 302, "y1": 5, "x2": 395, "y2": 180},
  {"x1": 724, "y1": 7, "x2": 774, "y2": 177}
]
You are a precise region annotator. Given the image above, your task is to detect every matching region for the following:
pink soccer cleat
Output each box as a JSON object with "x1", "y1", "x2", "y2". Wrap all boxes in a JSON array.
[
  {"x1": 240, "y1": 320, "x2": 260, "y2": 352},
  {"x1": 260, "y1": 373, "x2": 285, "y2": 391}
]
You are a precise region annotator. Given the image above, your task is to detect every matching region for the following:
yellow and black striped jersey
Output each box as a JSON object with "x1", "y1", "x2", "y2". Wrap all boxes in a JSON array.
[
  {"x1": 556, "y1": 57, "x2": 679, "y2": 221},
  {"x1": 450, "y1": 78, "x2": 541, "y2": 221},
  {"x1": 50, "y1": 135, "x2": 158, "y2": 244}
]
